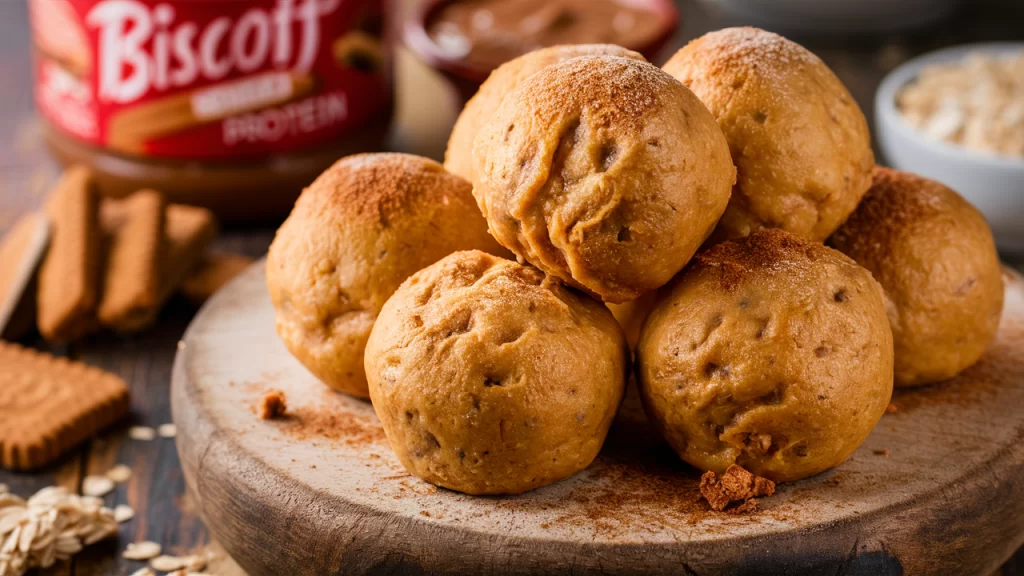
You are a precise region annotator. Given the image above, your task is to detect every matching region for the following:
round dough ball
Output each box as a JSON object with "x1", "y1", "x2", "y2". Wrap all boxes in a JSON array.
[
  {"x1": 608, "y1": 292, "x2": 657, "y2": 350},
  {"x1": 829, "y1": 167, "x2": 1004, "y2": 388},
  {"x1": 266, "y1": 154, "x2": 505, "y2": 398},
  {"x1": 663, "y1": 27, "x2": 874, "y2": 242},
  {"x1": 445, "y1": 44, "x2": 645, "y2": 185},
  {"x1": 473, "y1": 56, "x2": 735, "y2": 303},
  {"x1": 637, "y1": 229, "x2": 893, "y2": 483},
  {"x1": 365, "y1": 250, "x2": 628, "y2": 495}
]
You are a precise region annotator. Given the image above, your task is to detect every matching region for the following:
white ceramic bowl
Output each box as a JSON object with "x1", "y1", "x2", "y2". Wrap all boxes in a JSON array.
[
  {"x1": 698, "y1": 0, "x2": 962, "y2": 33},
  {"x1": 876, "y1": 43, "x2": 1024, "y2": 252}
]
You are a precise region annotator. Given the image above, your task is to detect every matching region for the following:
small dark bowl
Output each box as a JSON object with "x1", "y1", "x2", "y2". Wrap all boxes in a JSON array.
[{"x1": 404, "y1": 0, "x2": 680, "y2": 102}]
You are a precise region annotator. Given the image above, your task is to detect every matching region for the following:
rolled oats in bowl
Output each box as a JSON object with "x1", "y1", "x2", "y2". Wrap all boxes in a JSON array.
[{"x1": 897, "y1": 50, "x2": 1024, "y2": 158}]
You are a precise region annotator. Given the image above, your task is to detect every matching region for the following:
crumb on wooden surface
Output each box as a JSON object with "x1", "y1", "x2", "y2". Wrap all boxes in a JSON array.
[
  {"x1": 699, "y1": 464, "x2": 776, "y2": 513},
  {"x1": 258, "y1": 389, "x2": 287, "y2": 420}
]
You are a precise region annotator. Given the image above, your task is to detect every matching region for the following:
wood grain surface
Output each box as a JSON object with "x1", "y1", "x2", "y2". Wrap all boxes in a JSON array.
[
  {"x1": 0, "y1": 0, "x2": 1022, "y2": 574},
  {"x1": 173, "y1": 263, "x2": 1024, "y2": 576}
]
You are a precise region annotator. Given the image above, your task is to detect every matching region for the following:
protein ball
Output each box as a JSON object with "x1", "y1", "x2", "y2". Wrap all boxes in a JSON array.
[
  {"x1": 663, "y1": 27, "x2": 874, "y2": 242},
  {"x1": 829, "y1": 167, "x2": 1004, "y2": 387},
  {"x1": 365, "y1": 250, "x2": 629, "y2": 495},
  {"x1": 266, "y1": 154, "x2": 506, "y2": 398},
  {"x1": 473, "y1": 55, "x2": 735, "y2": 303},
  {"x1": 445, "y1": 44, "x2": 646, "y2": 186},
  {"x1": 637, "y1": 230, "x2": 893, "y2": 483}
]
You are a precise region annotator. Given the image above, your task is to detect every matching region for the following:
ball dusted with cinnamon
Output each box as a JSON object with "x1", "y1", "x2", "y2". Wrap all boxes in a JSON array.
[
  {"x1": 473, "y1": 55, "x2": 735, "y2": 304},
  {"x1": 364, "y1": 250, "x2": 629, "y2": 495},
  {"x1": 636, "y1": 230, "x2": 894, "y2": 483},
  {"x1": 663, "y1": 27, "x2": 874, "y2": 242},
  {"x1": 266, "y1": 153, "x2": 506, "y2": 399},
  {"x1": 829, "y1": 167, "x2": 1004, "y2": 387},
  {"x1": 445, "y1": 44, "x2": 645, "y2": 185}
]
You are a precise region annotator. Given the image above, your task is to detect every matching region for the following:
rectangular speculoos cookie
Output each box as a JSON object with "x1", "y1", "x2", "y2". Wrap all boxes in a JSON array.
[
  {"x1": 119, "y1": 204, "x2": 217, "y2": 332},
  {"x1": 36, "y1": 166, "x2": 101, "y2": 343},
  {"x1": 0, "y1": 213, "x2": 50, "y2": 339},
  {"x1": 0, "y1": 342, "x2": 129, "y2": 470},
  {"x1": 97, "y1": 190, "x2": 166, "y2": 331}
]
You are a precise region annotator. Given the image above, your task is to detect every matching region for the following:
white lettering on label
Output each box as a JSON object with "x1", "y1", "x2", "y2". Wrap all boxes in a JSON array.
[
  {"x1": 85, "y1": 0, "x2": 341, "y2": 104},
  {"x1": 222, "y1": 91, "x2": 348, "y2": 146}
]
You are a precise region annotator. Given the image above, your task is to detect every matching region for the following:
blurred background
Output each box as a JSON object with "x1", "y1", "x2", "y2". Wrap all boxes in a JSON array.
[
  {"x1": 0, "y1": 2, "x2": 1022, "y2": 574},
  {"x1": 2, "y1": 0, "x2": 1021, "y2": 239}
]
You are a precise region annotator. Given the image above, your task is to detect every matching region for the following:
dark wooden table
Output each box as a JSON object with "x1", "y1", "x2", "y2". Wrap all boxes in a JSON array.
[{"x1": 0, "y1": 0, "x2": 1021, "y2": 574}]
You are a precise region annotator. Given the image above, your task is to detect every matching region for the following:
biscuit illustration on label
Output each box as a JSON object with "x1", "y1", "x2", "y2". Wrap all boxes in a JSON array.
[
  {"x1": 333, "y1": 31, "x2": 385, "y2": 74},
  {"x1": 107, "y1": 71, "x2": 315, "y2": 154}
]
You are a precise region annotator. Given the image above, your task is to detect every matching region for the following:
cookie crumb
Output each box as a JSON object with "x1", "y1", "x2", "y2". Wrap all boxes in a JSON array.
[
  {"x1": 258, "y1": 389, "x2": 287, "y2": 420},
  {"x1": 886, "y1": 403, "x2": 898, "y2": 413},
  {"x1": 699, "y1": 464, "x2": 775, "y2": 512},
  {"x1": 873, "y1": 449, "x2": 890, "y2": 457},
  {"x1": 729, "y1": 499, "x2": 759, "y2": 514}
]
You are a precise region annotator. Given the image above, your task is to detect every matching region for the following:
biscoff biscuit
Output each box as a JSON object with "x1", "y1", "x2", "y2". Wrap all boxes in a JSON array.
[
  {"x1": 0, "y1": 341, "x2": 129, "y2": 470},
  {"x1": 160, "y1": 204, "x2": 217, "y2": 300},
  {"x1": 97, "y1": 190, "x2": 166, "y2": 331},
  {"x1": 0, "y1": 213, "x2": 50, "y2": 338},
  {"x1": 36, "y1": 166, "x2": 101, "y2": 342},
  {"x1": 180, "y1": 252, "x2": 253, "y2": 304},
  {"x1": 119, "y1": 204, "x2": 217, "y2": 331}
]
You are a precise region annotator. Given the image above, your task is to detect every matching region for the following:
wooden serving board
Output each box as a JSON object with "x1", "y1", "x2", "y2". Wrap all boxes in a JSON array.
[{"x1": 171, "y1": 262, "x2": 1024, "y2": 576}]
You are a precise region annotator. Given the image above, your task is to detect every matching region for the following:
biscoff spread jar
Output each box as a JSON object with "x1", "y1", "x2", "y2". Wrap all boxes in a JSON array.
[{"x1": 30, "y1": 0, "x2": 393, "y2": 220}]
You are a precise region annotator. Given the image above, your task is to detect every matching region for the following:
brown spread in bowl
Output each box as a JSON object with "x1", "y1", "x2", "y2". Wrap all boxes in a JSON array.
[{"x1": 427, "y1": 0, "x2": 668, "y2": 72}]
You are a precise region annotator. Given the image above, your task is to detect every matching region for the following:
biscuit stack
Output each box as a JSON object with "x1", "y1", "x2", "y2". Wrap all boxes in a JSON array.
[
  {"x1": 0, "y1": 165, "x2": 229, "y2": 343},
  {"x1": 270, "y1": 30, "x2": 1005, "y2": 497}
]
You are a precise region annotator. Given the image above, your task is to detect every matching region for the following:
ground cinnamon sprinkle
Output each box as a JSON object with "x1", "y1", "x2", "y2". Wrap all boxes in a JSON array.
[
  {"x1": 279, "y1": 405, "x2": 386, "y2": 447},
  {"x1": 699, "y1": 465, "x2": 775, "y2": 512},
  {"x1": 258, "y1": 389, "x2": 288, "y2": 419}
]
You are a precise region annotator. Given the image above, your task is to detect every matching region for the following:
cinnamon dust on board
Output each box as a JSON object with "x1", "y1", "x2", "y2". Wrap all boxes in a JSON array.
[{"x1": 278, "y1": 405, "x2": 387, "y2": 447}]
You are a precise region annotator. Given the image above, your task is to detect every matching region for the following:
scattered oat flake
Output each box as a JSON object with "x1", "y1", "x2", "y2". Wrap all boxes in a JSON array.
[
  {"x1": 129, "y1": 426, "x2": 157, "y2": 441},
  {"x1": 114, "y1": 504, "x2": 135, "y2": 523},
  {"x1": 897, "y1": 50, "x2": 1024, "y2": 157},
  {"x1": 159, "y1": 423, "x2": 178, "y2": 438},
  {"x1": 123, "y1": 541, "x2": 162, "y2": 560},
  {"x1": 151, "y1": 553, "x2": 206, "y2": 572},
  {"x1": 82, "y1": 476, "x2": 115, "y2": 497},
  {"x1": 0, "y1": 486, "x2": 119, "y2": 576},
  {"x1": 129, "y1": 568, "x2": 156, "y2": 576},
  {"x1": 106, "y1": 464, "x2": 133, "y2": 483}
]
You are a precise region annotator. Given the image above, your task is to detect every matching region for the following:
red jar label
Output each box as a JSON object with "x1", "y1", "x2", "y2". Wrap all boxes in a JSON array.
[{"x1": 30, "y1": 0, "x2": 390, "y2": 160}]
